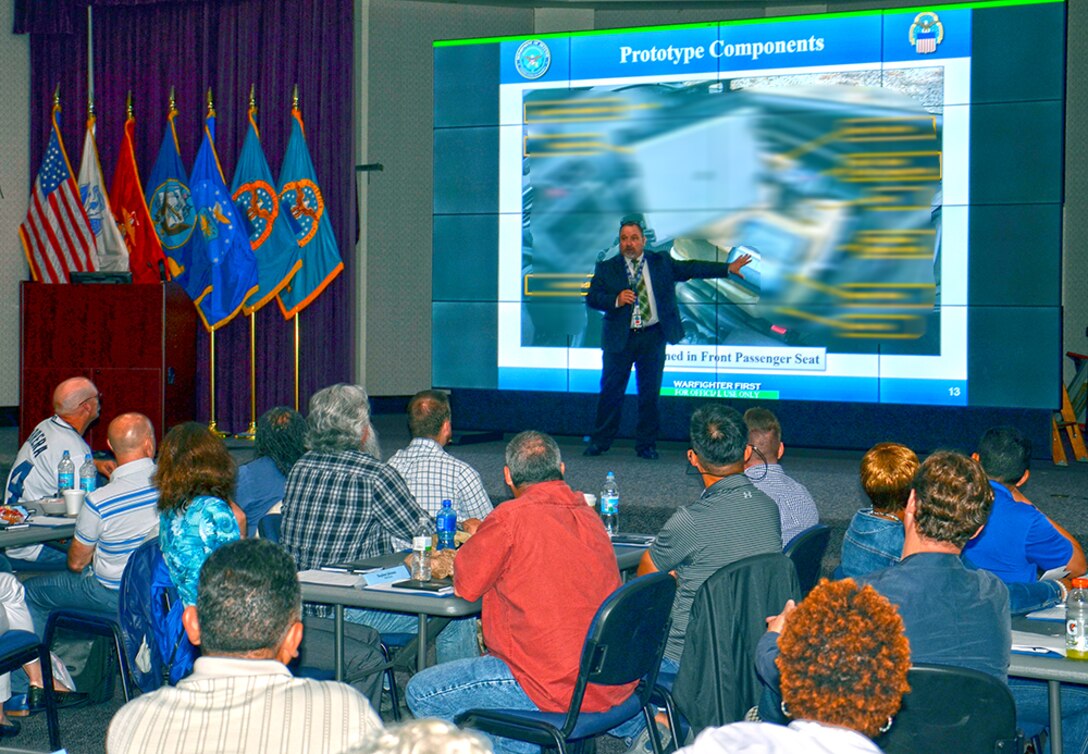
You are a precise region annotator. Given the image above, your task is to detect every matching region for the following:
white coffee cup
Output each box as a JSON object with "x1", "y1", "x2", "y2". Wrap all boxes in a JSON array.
[
  {"x1": 584, "y1": 493, "x2": 597, "y2": 508},
  {"x1": 62, "y1": 489, "x2": 85, "y2": 516}
]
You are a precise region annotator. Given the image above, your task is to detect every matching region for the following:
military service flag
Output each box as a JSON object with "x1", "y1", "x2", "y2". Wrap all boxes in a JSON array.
[
  {"x1": 110, "y1": 115, "x2": 167, "y2": 284},
  {"x1": 188, "y1": 109, "x2": 259, "y2": 331},
  {"x1": 78, "y1": 115, "x2": 129, "y2": 273},
  {"x1": 146, "y1": 104, "x2": 197, "y2": 295},
  {"x1": 276, "y1": 105, "x2": 344, "y2": 318},
  {"x1": 231, "y1": 104, "x2": 301, "y2": 313}
]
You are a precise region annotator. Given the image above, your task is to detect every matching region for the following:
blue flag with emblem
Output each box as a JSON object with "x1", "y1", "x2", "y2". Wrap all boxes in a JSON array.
[
  {"x1": 231, "y1": 105, "x2": 302, "y2": 313},
  {"x1": 188, "y1": 108, "x2": 259, "y2": 331},
  {"x1": 276, "y1": 106, "x2": 344, "y2": 319},
  {"x1": 146, "y1": 105, "x2": 199, "y2": 297}
]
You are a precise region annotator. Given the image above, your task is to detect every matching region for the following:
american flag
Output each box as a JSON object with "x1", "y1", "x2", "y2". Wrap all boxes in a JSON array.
[{"x1": 18, "y1": 104, "x2": 97, "y2": 283}]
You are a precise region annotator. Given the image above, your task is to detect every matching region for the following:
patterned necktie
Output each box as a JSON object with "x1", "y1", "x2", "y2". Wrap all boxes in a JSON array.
[{"x1": 636, "y1": 267, "x2": 651, "y2": 323}]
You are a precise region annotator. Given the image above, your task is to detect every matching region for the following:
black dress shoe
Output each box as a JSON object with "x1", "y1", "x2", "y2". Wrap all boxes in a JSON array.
[
  {"x1": 0, "y1": 717, "x2": 20, "y2": 738},
  {"x1": 583, "y1": 443, "x2": 607, "y2": 456},
  {"x1": 27, "y1": 686, "x2": 89, "y2": 714},
  {"x1": 636, "y1": 447, "x2": 659, "y2": 460}
]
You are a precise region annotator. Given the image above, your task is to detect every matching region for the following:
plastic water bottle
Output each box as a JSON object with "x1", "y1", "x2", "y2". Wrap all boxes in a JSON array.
[
  {"x1": 79, "y1": 454, "x2": 97, "y2": 494},
  {"x1": 57, "y1": 450, "x2": 75, "y2": 493},
  {"x1": 600, "y1": 471, "x2": 620, "y2": 535},
  {"x1": 1067, "y1": 578, "x2": 1088, "y2": 660},
  {"x1": 436, "y1": 499, "x2": 457, "y2": 551},
  {"x1": 411, "y1": 535, "x2": 433, "y2": 581}
]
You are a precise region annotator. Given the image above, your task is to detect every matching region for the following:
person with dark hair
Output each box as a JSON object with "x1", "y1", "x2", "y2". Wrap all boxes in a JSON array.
[
  {"x1": 839, "y1": 442, "x2": 919, "y2": 578},
  {"x1": 583, "y1": 216, "x2": 751, "y2": 460},
  {"x1": 963, "y1": 426, "x2": 1086, "y2": 586},
  {"x1": 155, "y1": 422, "x2": 246, "y2": 607},
  {"x1": 235, "y1": 407, "x2": 307, "y2": 536},
  {"x1": 612, "y1": 404, "x2": 780, "y2": 752},
  {"x1": 681, "y1": 579, "x2": 910, "y2": 753},
  {"x1": 405, "y1": 431, "x2": 632, "y2": 753},
  {"x1": 742, "y1": 407, "x2": 818, "y2": 547},
  {"x1": 281, "y1": 384, "x2": 475, "y2": 664},
  {"x1": 388, "y1": 390, "x2": 492, "y2": 535},
  {"x1": 106, "y1": 539, "x2": 382, "y2": 754}
]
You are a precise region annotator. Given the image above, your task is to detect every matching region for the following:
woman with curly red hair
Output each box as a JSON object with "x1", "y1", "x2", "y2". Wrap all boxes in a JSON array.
[{"x1": 677, "y1": 578, "x2": 910, "y2": 753}]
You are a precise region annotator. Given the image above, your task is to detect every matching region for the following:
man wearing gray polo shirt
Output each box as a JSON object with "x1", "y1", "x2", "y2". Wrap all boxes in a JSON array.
[{"x1": 26, "y1": 414, "x2": 159, "y2": 631}]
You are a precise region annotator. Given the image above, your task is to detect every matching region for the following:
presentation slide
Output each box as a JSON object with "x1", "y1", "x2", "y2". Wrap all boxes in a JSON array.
[{"x1": 433, "y1": 1, "x2": 1064, "y2": 410}]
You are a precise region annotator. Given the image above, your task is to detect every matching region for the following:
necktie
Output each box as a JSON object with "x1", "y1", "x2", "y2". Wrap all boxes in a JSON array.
[{"x1": 636, "y1": 268, "x2": 650, "y2": 325}]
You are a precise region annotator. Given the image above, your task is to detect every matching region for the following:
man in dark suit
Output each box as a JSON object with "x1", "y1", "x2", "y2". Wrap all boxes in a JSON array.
[{"x1": 584, "y1": 217, "x2": 750, "y2": 459}]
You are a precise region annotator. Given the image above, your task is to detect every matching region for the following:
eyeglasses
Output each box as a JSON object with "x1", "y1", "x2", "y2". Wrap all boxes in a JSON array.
[{"x1": 80, "y1": 393, "x2": 102, "y2": 407}]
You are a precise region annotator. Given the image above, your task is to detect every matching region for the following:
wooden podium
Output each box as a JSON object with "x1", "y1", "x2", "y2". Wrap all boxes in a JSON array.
[{"x1": 19, "y1": 281, "x2": 197, "y2": 452}]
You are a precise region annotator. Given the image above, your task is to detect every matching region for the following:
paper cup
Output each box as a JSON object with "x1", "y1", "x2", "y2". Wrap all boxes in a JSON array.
[
  {"x1": 62, "y1": 489, "x2": 85, "y2": 516},
  {"x1": 584, "y1": 493, "x2": 597, "y2": 508}
]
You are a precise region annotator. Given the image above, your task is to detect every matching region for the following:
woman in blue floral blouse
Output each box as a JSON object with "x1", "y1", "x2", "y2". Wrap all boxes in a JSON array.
[{"x1": 154, "y1": 422, "x2": 247, "y2": 605}]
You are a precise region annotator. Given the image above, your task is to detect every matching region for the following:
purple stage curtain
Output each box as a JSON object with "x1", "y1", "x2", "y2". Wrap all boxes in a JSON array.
[{"x1": 18, "y1": 0, "x2": 356, "y2": 433}]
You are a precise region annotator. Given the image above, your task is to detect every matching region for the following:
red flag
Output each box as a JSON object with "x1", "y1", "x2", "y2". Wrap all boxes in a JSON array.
[
  {"x1": 18, "y1": 103, "x2": 96, "y2": 283},
  {"x1": 110, "y1": 115, "x2": 167, "y2": 284}
]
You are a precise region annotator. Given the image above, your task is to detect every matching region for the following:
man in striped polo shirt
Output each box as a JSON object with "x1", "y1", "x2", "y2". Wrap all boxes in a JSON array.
[{"x1": 26, "y1": 413, "x2": 159, "y2": 631}]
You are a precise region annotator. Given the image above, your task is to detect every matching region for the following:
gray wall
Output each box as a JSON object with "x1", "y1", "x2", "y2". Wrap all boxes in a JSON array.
[{"x1": 361, "y1": 0, "x2": 1088, "y2": 396}]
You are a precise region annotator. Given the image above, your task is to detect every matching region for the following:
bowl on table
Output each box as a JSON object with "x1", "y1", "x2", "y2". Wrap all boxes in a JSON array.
[{"x1": 36, "y1": 497, "x2": 67, "y2": 516}]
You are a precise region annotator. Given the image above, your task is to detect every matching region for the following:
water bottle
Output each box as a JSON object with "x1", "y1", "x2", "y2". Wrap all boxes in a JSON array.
[
  {"x1": 1067, "y1": 578, "x2": 1088, "y2": 660},
  {"x1": 436, "y1": 499, "x2": 457, "y2": 551},
  {"x1": 600, "y1": 471, "x2": 620, "y2": 535},
  {"x1": 79, "y1": 454, "x2": 97, "y2": 494},
  {"x1": 411, "y1": 535, "x2": 433, "y2": 581},
  {"x1": 57, "y1": 450, "x2": 75, "y2": 493}
]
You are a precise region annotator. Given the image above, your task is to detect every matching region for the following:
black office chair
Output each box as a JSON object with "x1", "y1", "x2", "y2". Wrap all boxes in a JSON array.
[
  {"x1": 875, "y1": 663, "x2": 1023, "y2": 754},
  {"x1": 784, "y1": 524, "x2": 831, "y2": 596},
  {"x1": 0, "y1": 630, "x2": 60, "y2": 749},
  {"x1": 456, "y1": 572, "x2": 677, "y2": 754}
]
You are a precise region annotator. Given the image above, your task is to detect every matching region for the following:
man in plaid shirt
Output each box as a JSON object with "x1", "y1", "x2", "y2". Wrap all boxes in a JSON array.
[
  {"x1": 281, "y1": 383, "x2": 478, "y2": 662},
  {"x1": 388, "y1": 390, "x2": 493, "y2": 547}
]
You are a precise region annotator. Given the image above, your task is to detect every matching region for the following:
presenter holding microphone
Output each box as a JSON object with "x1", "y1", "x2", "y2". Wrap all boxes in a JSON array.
[{"x1": 584, "y1": 216, "x2": 751, "y2": 459}]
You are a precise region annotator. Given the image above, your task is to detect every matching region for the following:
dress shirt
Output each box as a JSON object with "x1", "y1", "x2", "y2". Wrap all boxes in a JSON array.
[
  {"x1": 106, "y1": 656, "x2": 382, "y2": 754},
  {"x1": 745, "y1": 464, "x2": 819, "y2": 547},
  {"x1": 387, "y1": 438, "x2": 493, "y2": 523}
]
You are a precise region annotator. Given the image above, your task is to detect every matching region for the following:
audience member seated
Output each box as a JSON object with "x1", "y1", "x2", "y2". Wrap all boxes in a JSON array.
[
  {"x1": 3, "y1": 376, "x2": 115, "y2": 568},
  {"x1": 679, "y1": 579, "x2": 909, "y2": 754},
  {"x1": 155, "y1": 422, "x2": 246, "y2": 607},
  {"x1": 387, "y1": 390, "x2": 493, "y2": 543},
  {"x1": 1, "y1": 573, "x2": 81, "y2": 730},
  {"x1": 758, "y1": 451, "x2": 1007, "y2": 721},
  {"x1": 743, "y1": 407, "x2": 818, "y2": 547},
  {"x1": 280, "y1": 384, "x2": 475, "y2": 663},
  {"x1": 964, "y1": 426, "x2": 1086, "y2": 601},
  {"x1": 405, "y1": 431, "x2": 634, "y2": 754},
  {"x1": 236, "y1": 407, "x2": 307, "y2": 536},
  {"x1": 26, "y1": 414, "x2": 160, "y2": 632},
  {"x1": 351, "y1": 719, "x2": 491, "y2": 754},
  {"x1": 839, "y1": 442, "x2": 918, "y2": 578},
  {"x1": 106, "y1": 538, "x2": 382, "y2": 754}
]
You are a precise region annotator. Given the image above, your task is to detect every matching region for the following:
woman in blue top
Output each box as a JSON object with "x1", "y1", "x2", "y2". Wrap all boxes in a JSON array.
[{"x1": 154, "y1": 422, "x2": 246, "y2": 606}]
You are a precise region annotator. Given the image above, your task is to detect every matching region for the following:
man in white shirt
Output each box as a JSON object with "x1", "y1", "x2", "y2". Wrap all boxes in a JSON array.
[
  {"x1": 25, "y1": 413, "x2": 159, "y2": 631},
  {"x1": 387, "y1": 390, "x2": 492, "y2": 535},
  {"x1": 743, "y1": 407, "x2": 819, "y2": 547},
  {"x1": 107, "y1": 538, "x2": 383, "y2": 754},
  {"x1": 3, "y1": 376, "x2": 114, "y2": 566}
]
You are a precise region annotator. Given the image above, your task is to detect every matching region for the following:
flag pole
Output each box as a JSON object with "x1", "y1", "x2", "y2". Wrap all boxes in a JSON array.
[
  {"x1": 294, "y1": 313, "x2": 300, "y2": 412},
  {"x1": 236, "y1": 84, "x2": 260, "y2": 442},
  {"x1": 208, "y1": 329, "x2": 228, "y2": 438}
]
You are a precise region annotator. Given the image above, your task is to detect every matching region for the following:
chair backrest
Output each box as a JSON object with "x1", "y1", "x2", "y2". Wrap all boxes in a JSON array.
[
  {"x1": 561, "y1": 572, "x2": 676, "y2": 732},
  {"x1": 258, "y1": 513, "x2": 282, "y2": 543},
  {"x1": 118, "y1": 538, "x2": 197, "y2": 692},
  {"x1": 784, "y1": 524, "x2": 831, "y2": 596},
  {"x1": 673, "y1": 552, "x2": 802, "y2": 731},
  {"x1": 876, "y1": 663, "x2": 1022, "y2": 754}
]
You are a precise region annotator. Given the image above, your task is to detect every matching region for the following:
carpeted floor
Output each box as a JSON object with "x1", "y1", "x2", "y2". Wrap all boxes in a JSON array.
[{"x1": 4, "y1": 416, "x2": 1087, "y2": 753}]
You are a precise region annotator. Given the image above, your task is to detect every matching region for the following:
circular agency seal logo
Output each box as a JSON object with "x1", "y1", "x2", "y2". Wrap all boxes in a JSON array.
[
  {"x1": 515, "y1": 39, "x2": 551, "y2": 80},
  {"x1": 149, "y1": 178, "x2": 196, "y2": 249},
  {"x1": 909, "y1": 12, "x2": 944, "y2": 55}
]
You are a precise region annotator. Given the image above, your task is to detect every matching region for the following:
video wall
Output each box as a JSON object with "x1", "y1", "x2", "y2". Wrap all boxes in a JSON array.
[{"x1": 432, "y1": 1, "x2": 1065, "y2": 409}]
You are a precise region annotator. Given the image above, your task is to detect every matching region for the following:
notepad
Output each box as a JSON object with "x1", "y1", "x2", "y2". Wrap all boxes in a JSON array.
[{"x1": 297, "y1": 569, "x2": 365, "y2": 588}]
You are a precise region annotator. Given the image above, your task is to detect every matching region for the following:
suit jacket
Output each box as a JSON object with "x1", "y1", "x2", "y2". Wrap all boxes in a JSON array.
[{"x1": 586, "y1": 250, "x2": 731, "y2": 352}]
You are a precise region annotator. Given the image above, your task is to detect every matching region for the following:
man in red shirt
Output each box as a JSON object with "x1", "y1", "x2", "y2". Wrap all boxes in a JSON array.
[{"x1": 405, "y1": 431, "x2": 633, "y2": 753}]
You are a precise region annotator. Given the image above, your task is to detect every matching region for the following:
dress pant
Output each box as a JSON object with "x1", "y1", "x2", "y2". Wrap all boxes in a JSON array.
[{"x1": 592, "y1": 324, "x2": 666, "y2": 451}]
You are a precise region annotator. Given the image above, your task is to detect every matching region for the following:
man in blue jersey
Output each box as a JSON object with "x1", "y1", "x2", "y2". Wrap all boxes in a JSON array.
[{"x1": 25, "y1": 413, "x2": 159, "y2": 630}]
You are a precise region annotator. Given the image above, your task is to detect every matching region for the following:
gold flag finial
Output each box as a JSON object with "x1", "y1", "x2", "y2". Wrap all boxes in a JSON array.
[
  {"x1": 248, "y1": 83, "x2": 256, "y2": 111},
  {"x1": 292, "y1": 84, "x2": 299, "y2": 111},
  {"x1": 206, "y1": 87, "x2": 214, "y2": 115},
  {"x1": 126, "y1": 90, "x2": 133, "y2": 119},
  {"x1": 53, "y1": 83, "x2": 61, "y2": 108},
  {"x1": 168, "y1": 85, "x2": 176, "y2": 114}
]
